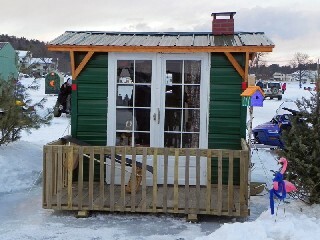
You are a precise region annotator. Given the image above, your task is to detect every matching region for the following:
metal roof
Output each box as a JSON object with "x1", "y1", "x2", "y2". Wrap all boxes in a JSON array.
[{"x1": 49, "y1": 31, "x2": 274, "y2": 47}]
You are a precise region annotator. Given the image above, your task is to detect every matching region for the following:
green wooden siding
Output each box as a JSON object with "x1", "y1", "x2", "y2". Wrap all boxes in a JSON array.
[
  {"x1": 0, "y1": 43, "x2": 18, "y2": 81},
  {"x1": 209, "y1": 52, "x2": 247, "y2": 185},
  {"x1": 209, "y1": 52, "x2": 247, "y2": 150},
  {"x1": 71, "y1": 52, "x2": 108, "y2": 146}
]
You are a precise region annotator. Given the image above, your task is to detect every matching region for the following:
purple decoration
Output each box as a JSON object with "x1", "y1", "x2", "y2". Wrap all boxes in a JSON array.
[{"x1": 250, "y1": 91, "x2": 264, "y2": 107}]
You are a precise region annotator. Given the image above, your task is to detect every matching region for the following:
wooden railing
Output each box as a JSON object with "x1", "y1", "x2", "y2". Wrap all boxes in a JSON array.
[{"x1": 43, "y1": 140, "x2": 250, "y2": 218}]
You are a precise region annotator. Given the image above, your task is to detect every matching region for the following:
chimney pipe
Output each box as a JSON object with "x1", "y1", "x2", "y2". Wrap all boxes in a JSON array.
[{"x1": 211, "y1": 12, "x2": 236, "y2": 35}]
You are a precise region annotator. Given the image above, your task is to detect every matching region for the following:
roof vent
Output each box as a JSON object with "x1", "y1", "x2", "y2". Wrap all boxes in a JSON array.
[{"x1": 211, "y1": 12, "x2": 236, "y2": 35}]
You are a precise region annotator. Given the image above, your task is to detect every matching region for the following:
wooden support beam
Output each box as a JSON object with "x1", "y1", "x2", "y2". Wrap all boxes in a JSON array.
[
  {"x1": 70, "y1": 51, "x2": 75, "y2": 80},
  {"x1": 244, "y1": 52, "x2": 249, "y2": 82},
  {"x1": 74, "y1": 51, "x2": 94, "y2": 80},
  {"x1": 187, "y1": 214, "x2": 198, "y2": 223},
  {"x1": 224, "y1": 52, "x2": 245, "y2": 80}
]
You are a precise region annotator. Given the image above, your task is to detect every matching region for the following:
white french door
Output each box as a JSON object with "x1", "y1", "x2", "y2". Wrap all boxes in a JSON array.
[
  {"x1": 157, "y1": 54, "x2": 210, "y2": 184},
  {"x1": 107, "y1": 53, "x2": 210, "y2": 185}
]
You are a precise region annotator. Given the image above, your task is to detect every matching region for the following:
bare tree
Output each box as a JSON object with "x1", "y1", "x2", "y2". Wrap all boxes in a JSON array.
[
  {"x1": 290, "y1": 52, "x2": 314, "y2": 88},
  {"x1": 249, "y1": 52, "x2": 272, "y2": 80}
]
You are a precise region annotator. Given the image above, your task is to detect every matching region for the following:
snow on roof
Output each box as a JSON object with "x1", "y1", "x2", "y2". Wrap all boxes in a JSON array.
[
  {"x1": 30, "y1": 57, "x2": 53, "y2": 64},
  {"x1": 16, "y1": 50, "x2": 30, "y2": 58},
  {"x1": 0, "y1": 42, "x2": 9, "y2": 50}
]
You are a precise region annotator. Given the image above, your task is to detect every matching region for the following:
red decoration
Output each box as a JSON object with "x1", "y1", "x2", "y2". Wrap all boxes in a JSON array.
[
  {"x1": 72, "y1": 84, "x2": 77, "y2": 91},
  {"x1": 242, "y1": 82, "x2": 248, "y2": 90}
]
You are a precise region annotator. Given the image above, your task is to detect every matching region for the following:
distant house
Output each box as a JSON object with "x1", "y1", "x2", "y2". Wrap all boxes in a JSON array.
[
  {"x1": 291, "y1": 70, "x2": 317, "y2": 83},
  {"x1": 0, "y1": 42, "x2": 18, "y2": 81},
  {"x1": 273, "y1": 72, "x2": 292, "y2": 82},
  {"x1": 16, "y1": 50, "x2": 33, "y2": 73},
  {"x1": 29, "y1": 57, "x2": 56, "y2": 76},
  {"x1": 16, "y1": 50, "x2": 57, "y2": 76}
]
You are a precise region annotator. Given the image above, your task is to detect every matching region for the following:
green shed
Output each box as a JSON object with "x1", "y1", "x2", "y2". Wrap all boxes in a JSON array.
[
  {"x1": 44, "y1": 12, "x2": 275, "y2": 218},
  {"x1": 0, "y1": 42, "x2": 18, "y2": 81},
  {"x1": 47, "y1": 12, "x2": 274, "y2": 184}
]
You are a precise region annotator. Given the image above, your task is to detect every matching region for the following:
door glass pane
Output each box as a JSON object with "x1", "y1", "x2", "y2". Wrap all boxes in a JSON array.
[
  {"x1": 116, "y1": 60, "x2": 151, "y2": 147},
  {"x1": 164, "y1": 60, "x2": 201, "y2": 148},
  {"x1": 164, "y1": 133, "x2": 181, "y2": 148},
  {"x1": 164, "y1": 109, "x2": 181, "y2": 131},
  {"x1": 135, "y1": 109, "x2": 150, "y2": 132},
  {"x1": 166, "y1": 60, "x2": 182, "y2": 84},
  {"x1": 184, "y1": 60, "x2": 201, "y2": 84},
  {"x1": 134, "y1": 85, "x2": 151, "y2": 107},
  {"x1": 116, "y1": 132, "x2": 133, "y2": 146},
  {"x1": 117, "y1": 85, "x2": 133, "y2": 106},
  {"x1": 135, "y1": 60, "x2": 152, "y2": 83},
  {"x1": 165, "y1": 85, "x2": 182, "y2": 108},
  {"x1": 182, "y1": 133, "x2": 199, "y2": 148},
  {"x1": 116, "y1": 109, "x2": 133, "y2": 131},
  {"x1": 183, "y1": 109, "x2": 200, "y2": 132},
  {"x1": 135, "y1": 133, "x2": 150, "y2": 147},
  {"x1": 184, "y1": 85, "x2": 200, "y2": 108},
  {"x1": 117, "y1": 60, "x2": 134, "y2": 83}
]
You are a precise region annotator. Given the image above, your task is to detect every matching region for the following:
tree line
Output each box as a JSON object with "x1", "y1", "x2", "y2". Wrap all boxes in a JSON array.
[{"x1": 249, "y1": 52, "x2": 318, "y2": 81}]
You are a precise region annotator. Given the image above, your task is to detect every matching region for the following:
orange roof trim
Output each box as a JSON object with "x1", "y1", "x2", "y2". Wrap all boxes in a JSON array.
[{"x1": 241, "y1": 86, "x2": 265, "y2": 97}]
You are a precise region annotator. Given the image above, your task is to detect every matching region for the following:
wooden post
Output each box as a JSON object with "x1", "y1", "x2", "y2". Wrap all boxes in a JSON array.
[
  {"x1": 173, "y1": 149, "x2": 179, "y2": 213},
  {"x1": 78, "y1": 147, "x2": 84, "y2": 209},
  {"x1": 99, "y1": 147, "x2": 105, "y2": 210},
  {"x1": 228, "y1": 150, "x2": 234, "y2": 215},
  {"x1": 130, "y1": 147, "x2": 136, "y2": 212},
  {"x1": 248, "y1": 106, "x2": 253, "y2": 145},
  {"x1": 120, "y1": 147, "x2": 126, "y2": 212},
  {"x1": 67, "y1": 146, "x2": 73, "y2": 209},
  {"x1": 206, "y1": 150, "x2": 212, "y2": 214},
  {"x1": 152, "y1": 148, "x2": 158, "y2": 212},
  {"x1": 163, "y1": 148, "x2": 169, "y2": 212},
  {"x1": 88, "y1": 148, "x2": 94, "y2": 209},
  {"x1": 110, "y1": 147, "x2": 115, "y2": 212},
  {"x1": 185, "y1": 149, "x2": 190, "y2": 214},
  {"x1": 196, "y1": 149, "x2": 200, "y2": 212},
  {"x1": 141, "y1": 148, "x2": 147, "y2": 212},
  {"x1": 57, "y1": 146, "x2": 63, "y2": 209},
  {"x1": 217, "y1": 150, "x2": 222, "y2": 215}
]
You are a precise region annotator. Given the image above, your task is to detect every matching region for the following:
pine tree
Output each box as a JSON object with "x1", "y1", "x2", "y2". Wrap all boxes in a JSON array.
[
  {"x1": 0, "y1": 78, "x2": 52, "y2": 145},
  {"x1": 280, "y1": 84, "x2": 320, "y2": 204}
]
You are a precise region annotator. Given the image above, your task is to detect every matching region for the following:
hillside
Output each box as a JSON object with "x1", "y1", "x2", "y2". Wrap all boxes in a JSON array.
[{"x1": 0, "y1": 34, "x2": 70, "y2": 73}]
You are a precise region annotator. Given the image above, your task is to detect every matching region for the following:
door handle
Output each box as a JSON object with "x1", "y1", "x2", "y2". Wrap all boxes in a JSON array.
[
  {"x1": 153, "y1": 113, "x2": 157, "y2": 121},
  {"x1": 157, "y1": 108, "x2": 160, "y2": 124}
]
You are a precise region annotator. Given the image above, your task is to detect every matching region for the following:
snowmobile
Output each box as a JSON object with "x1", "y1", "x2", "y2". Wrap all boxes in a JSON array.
[{"x1": 252, "y1": 101, "x2": 299, "y2": 149}]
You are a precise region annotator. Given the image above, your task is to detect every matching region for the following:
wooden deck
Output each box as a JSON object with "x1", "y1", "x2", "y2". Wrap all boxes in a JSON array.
[
  {"x1": 45, "y1": 182, "x2": 241, "y2": 216},
  {"x1": 43, "y1": 139, "x2": 250, "y2": 218}
]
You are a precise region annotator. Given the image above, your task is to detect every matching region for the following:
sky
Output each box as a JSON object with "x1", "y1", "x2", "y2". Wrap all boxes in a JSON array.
[
  {"x1": 1, "y1": 77, "x2": 320, "y2": 239},
  {"x1": 0, "y1": 0, "x2": 320, "y2": 65},
  {"x1": 2, "y1": 1, "x2": 320, "y2": 64}
]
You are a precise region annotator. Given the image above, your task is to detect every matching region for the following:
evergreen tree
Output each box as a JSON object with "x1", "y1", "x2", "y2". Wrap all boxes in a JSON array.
[
  {"x1": 0, "y1": 78, "x2": 52, "y2": 145},
  {"x1": 280, "y1": 86, "x2": 320, "y2": 204}
]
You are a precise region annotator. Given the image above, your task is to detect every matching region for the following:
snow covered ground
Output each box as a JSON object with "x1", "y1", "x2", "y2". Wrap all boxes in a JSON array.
[{"x1": 0, "y1": 78, "x2": 319, "y2": 240}]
